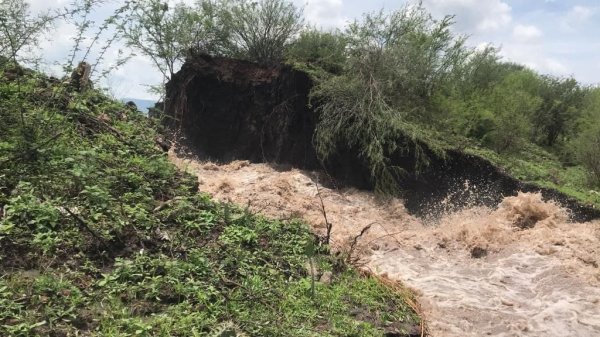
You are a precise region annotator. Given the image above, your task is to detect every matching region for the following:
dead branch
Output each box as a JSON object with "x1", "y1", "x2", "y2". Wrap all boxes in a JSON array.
[
  {"x1": 313, "y1": 177, "x2": 332, "y2": 245},
  {"x1": 64, "y1": 206, "x2": 112, "y2": 253},
  {"x1": 346, "y1": 222, "x2": 376, "y2": 264}
]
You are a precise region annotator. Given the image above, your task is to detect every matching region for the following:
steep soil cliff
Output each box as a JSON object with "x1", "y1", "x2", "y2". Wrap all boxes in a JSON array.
[
  {"x1": 164, "y1": 54, "x2": 318, "y2": 167},
  {"x1": 163, "y1": 55, "x2": 600, "y2": 222}
]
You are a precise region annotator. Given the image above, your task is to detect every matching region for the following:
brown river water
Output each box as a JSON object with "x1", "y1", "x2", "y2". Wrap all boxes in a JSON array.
[{"x1": 170, "y1": 151, "x2": 600, "y2": 337}]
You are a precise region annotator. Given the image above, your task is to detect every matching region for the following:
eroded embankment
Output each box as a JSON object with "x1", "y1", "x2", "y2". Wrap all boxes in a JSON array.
[
  {"x1": 170, "y1": 151, "x2": 600, "y2": 337},
  {"x1": 163, "y1": 55, "x2": 600, "y2": 222}
]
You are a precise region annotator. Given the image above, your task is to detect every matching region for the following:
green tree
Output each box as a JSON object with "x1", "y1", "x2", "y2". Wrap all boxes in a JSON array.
[
  {"x1": 286, "y1": 28, "x2": 347, "y2": 73},
  {"x1": 217, "y1": 0, "x2": 304, "y2": 63},
  {"x1": 0, "y1": 0, "x2": 59, "y2": 159},
  {"x1": 118, "y1": 0, "x2": 202, "y2": 84},
  {"x1": 532, "y1": 76, "x2": 584, "y2": 146},
  {"x1": 572, "y1": 122, "x2": 600, "y2": 186},
  {"x1": 312, "y1": 4, "x2": 469, "y2": 194},
  {"x1": 0, "y1": 0, "x2": 55, "y2": 64},
  {"x1": 484, "y1": 71, "x2": 541, "y2": 152},
  {"x1": 186, "y1": 1, "x2": 231, "y2": 57}
]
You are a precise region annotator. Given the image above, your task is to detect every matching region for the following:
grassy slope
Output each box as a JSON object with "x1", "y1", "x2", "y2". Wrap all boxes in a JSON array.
[
  {"x1": 465, "y1": 143, "x2": 600, "y2": 209},
  {"x1": 0, "y1": 69, "x2": 420, "y2": 336},
  {"x1": 397, "y1": 121, "x2": 600, "y2": 210}
]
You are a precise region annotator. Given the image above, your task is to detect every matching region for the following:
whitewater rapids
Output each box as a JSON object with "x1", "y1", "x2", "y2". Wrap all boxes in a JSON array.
[{"x1": 170, "y1": 151, "x2": 600, "y2": 337}]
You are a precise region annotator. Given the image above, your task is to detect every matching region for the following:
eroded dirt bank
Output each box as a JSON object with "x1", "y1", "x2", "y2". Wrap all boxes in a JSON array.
[
  {"x1": 170, "y1": 151, "x2": 600, "y2": 337},
  {"x1": 163, "y1": 55, "x2": 600, "y2": 221}
]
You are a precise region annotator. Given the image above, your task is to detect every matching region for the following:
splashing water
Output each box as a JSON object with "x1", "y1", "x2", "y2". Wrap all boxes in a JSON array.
[
  {"x1": 374, "y1": 193, "x2": 600, "y2": 336},
  {"x1": 170, "y1": 151, "x2": 600, "y2": 337}
]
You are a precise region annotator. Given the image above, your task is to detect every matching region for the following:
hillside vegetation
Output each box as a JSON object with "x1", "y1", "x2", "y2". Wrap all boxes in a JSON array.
[
  {"x1": 0, "y1": 66, "x2": 420, "y2": 336},
  {"x1": 1, "y1": 0, "x2": 598, "y2": 335}
]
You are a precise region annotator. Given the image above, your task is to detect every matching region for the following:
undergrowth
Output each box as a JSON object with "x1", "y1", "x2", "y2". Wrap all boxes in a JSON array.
[
  {"x1": 0, "y1": 66, "x2": 420, "y2": 336},
  {"x1": 466, "y1": 144, "x2": 600, "y2": 208}
]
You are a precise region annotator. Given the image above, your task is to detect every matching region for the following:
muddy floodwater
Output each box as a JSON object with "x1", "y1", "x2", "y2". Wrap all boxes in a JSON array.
[{"x1": 170, "y1": 151, "x2": 600, "y2": 337}]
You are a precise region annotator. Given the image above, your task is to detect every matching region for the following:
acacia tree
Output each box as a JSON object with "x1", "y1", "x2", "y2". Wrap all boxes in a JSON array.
[
  {"x1": 118, "y1": 0, "x2": 201, "y2": 85},
  {"x1": 0, "y1": 0, "x2": 56, "y2": 65},
  {"x1": 0, "y1": 0, "x2": 58, "y2": 136},
  {"x1": 285, "y1": 28, "x2": 347, "y2": 73},
  {"x1": 532, "y1": 76, "x2": 584, "y2": 146},
  {"x1": 312, "y1": 4, "x2": 470, "y2": 194},
  {"x1": 216, "y1": 0, "x2": 303, "y2": 63}
]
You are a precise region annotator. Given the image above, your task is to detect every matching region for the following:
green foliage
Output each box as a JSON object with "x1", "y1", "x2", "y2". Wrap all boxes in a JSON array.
[
  {"x1": 286, "y1": 29, "x2": 347, "y2": 73},
  {"x1": 216, "y1": 0, "x2": 304, "y2": 62},
  {"x1": 119, "y1": 0, "x2": 303, "y2": 88},
  {"x1": 311, "y1": 4, "x2": 467, "y2": 193},
  {"x1": 532, "y1": 76, "x2": 584, "y2": 146},
  {"x1": 0, "y1": 0, "x2": 55, "y2": 63},
  {"x1": 119, "y1": 0, "x2": 203, "y2": 82},
  {"x1": 572, "y1": 122, "x2": 600, "y2": 186},
  {"x1": 312, "y1": 74, "x2": 430, "y2": 194},
  {"x1": 342, "y1": 6, "x2": 468, "y2": 119},
  {"x1": 480, "y1": 71, "x2": 541, "y2": 152},
  {"x1": 301, "y1": 2, "x2": 599, "y2": 201}
]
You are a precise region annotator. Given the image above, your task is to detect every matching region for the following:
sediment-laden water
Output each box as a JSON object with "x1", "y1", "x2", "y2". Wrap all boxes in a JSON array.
[{"x1": 170, "y1": 152, "x2": 600, "y2": 337}]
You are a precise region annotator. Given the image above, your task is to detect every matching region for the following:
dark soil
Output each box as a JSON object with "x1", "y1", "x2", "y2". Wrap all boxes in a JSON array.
[{"x1": 164, "y1": 54, "x2": 318, "y2": 167}]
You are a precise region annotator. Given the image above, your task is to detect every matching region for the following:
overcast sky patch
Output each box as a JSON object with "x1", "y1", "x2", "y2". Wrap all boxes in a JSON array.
[{"x1": 24, "y1": 0, "x2": 600, "y2": 100}]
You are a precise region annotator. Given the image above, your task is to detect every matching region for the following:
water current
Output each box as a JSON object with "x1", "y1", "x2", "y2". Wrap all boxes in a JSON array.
[{"x1": 170, "y1": 153, "x2": 600, "y2": 336}]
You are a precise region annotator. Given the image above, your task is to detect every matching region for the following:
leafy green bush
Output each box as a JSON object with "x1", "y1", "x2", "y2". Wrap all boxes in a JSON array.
[
  {"x1": 286, "y1": 29, "x2": 347, "y2": 73},
  {"x1": 572, "y1": 123, "x2": 600, "y2": 186},
  {"x1": 311, "y1": 4, "x2": 467, "y2": 193},
  {"x1": 532, "y1": 76, "x2": 584, "y2": 146},
  {"x1": 217, "y1": 0, "x2": 304, "y2": 63},
  {"x1": 482, "y1": 71, "x2": 541, "y2": 152}
]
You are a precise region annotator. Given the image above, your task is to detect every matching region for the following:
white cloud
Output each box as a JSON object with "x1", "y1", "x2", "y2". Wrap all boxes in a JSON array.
[
  {"x1": 108, "y1": 54, "x2": 163, "y2": 100},
  {"x1": 561, "y1": 5, "x2": 595, "y2": 31},
  {"x1": 500, "y1": 44, "x2": 570, "y2": 77},
  {"x1": 423, "y1": 0, "x2": 512, "y2": 32},
  {"x1": 512, "y1": 24, "x2": 542, "y2": 42},
  {"x1": 27, "y1": 0, "x2": 69, "y2": 14},
  {"x1": 296, "y1": 0, "x2": 347, "y2": 30},
  {"x1": 542, "y1": 58, "x2": 569, "y2": 74}
]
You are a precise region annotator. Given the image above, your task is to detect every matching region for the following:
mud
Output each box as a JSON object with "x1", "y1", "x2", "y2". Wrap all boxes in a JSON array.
[{"x1": 170, "y1": 152, "x2": 600, "y2": 337}]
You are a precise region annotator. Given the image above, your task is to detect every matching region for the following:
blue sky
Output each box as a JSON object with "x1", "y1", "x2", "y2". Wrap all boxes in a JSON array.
[{"x1": 29, "y1": 0, "x2": 600, "y2": 100}]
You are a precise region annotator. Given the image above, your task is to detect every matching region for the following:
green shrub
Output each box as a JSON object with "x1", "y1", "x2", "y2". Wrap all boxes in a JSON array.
[
  {"x1": 217, "y1": 0, "x2": 304, "y2": 63},
  {"x1": 572, "y1": 123, "x2": 600, "y2": 186},
  {"x1": 286, "y1": 29, "x2": 346, "y2": 73},
  {"x1": 532, "y1": 76, "x2": 584, "y2": 146},
  {"x1": 483, "y1": 71, "x2": 541, "y2": 152},
  {"x1": 311, "y1": 4, "x2": 467, "y2": 193}
]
